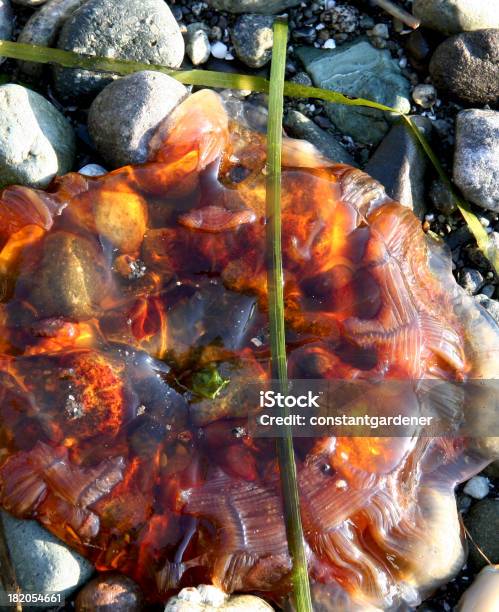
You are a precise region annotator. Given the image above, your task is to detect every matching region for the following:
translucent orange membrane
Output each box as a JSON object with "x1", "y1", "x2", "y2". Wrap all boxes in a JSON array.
[{"x1": 0, "y1": 90, "x2": 497, "y2": 609}]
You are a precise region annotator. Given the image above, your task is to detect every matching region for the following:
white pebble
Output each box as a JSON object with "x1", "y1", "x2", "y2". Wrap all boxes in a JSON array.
[
  {"x1": 463, "y1": 475, "x2": 489, "y2": 499},
  {"x1": 211, "y1": 41, "x2": 228, "y2": 59},
  {"x1": 78, "y1": 163, "x2": 107, "y2": 177},
  {"x1": 323, "y1": 38, "x2": 336, "y2": 49},
  {"x1": 197, "y1": 585, "x2": 228, "y2": 606}
]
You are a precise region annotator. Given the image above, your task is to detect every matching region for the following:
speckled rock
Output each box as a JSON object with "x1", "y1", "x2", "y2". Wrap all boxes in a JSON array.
[
  {"x1": 284, "y1": 109, "x2": 355, "y2": 166},
  {"x1": 53, "y1": 0, "x2": 184, "y2": 100},
  {"x1": 206, "y1": 0, "x2": 300, "y2": 14},
  {"x1": 164, "y1": 586, "x2": 274, "y2": 611},
  {"x1": 88, "y1": 71, "x2": 187, "y2": 167},
  {"x1": 453, "y1": 109, "x2": 499, "y2": 211},
  {"x1": 0, "y1": 511, "x2": 94, "y2": 598},
  {"x1": 413, "y1": 0, "x2": 499, "y2": 35},
  {"x1": 0, "y1": 84, "x2": 75, "y2": 188},
  {"x1": 184, "y1": 22, "x2": 211, "y2": 66},
  {"x1": 231, "y1": 14, "x2": 274, "y2": 68},
  {"x1": 429, "y1": 30, "x2": 499, "y2": 106},
  {"x1": 464, "y1": 499, "x2": 499, "y2": 569},
  {"x1": 0, "y1": 0, "x2": 13, "y2": 61},
  {"x1": 296, "y1": 41, "x2": 411, "y2": 145},
  {"x1": 75, "y1": 573, "x2": 145, "y2": 612},
  {"x1": 17, "y1": 0, "x2": 87, "y2": 79},
  {"x1": 365, "y1": 115, "x2": 431, "y2": 218}
]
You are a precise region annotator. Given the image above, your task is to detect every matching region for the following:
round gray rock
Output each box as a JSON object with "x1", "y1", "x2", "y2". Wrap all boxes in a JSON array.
[
  {"x1": 53, "y1": 0, "x2": 184, "y2": 100},
  {"x1": 453, "y1": 109, "x2": 499, "y2": 212},
  {"x1": 18, "y1": 0, "x2": 88, "y2": 79},
  {"x1": 206, "y1": 0, "x2": 300, "y2": 13},
  {"x1": 1, "y1": 511, "x2": 94, "y2": 597},
  {"x1": 0, "y1": 0, "x2": 13, "y2": 60},
  {"x1": 464, "y1": 499, "x2": 499, "y2": 569},
  {"x1": 0, "y1": 83, "x2": 75, "y2": 188},
  {"x1": 88, "y1": 71, "x2": 187, "y2": 168},
  {"x1": 231, "y1": 15, "x2": 274, "y2": 68},
  {"x1": 429, "y1": 29, "x2": 499, "y2": 106},
  {"x1": 184, "y1": 23, "x2": 211, "y2": 66},
  {"x1": 413, "y1": 0, "x2": 499, "y2": 35}
]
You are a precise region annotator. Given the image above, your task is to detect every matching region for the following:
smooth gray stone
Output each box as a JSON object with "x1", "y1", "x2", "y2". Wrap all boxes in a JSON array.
[
  {"x1": 0, "y1": 83, "x2": 75, "y2": 188},
  {"x1": 464, "y1": 498, "x2": 499, "y2": 569},
  {"x1": 205, "y1": 0, "x2": 300, "y2": 14},
  {"x1": 88, "y1": 71, "x2": 187, "y2": 168},
  {"x1": 413, "y1": 0, "x2": 499, "y2": 35},
  {"x1": 284, "y1": 109, "x2": 355, "y2": 166},
  {"x1": 53, "y1": 0, "x2": 184, "y2": 100},
  {"x1": 0, "y1": 511, "x2": 94, "y2": 598},
  {"x1": 453, "y1": 109, "x2": 499, "y2": 211},
  {"x1": 296, "y1": 40, "x2": 411, "y2": 146},
  {"x1": 184, "y1": 22, "x2": 211, "y2": 66},
  {"x1": 0, "y1": 0, "x2": 13, "y2": 64},
  {"x1": 17, "y1": 0, "x2": 87, "y2": 79},
  {"x1": 429, "y1": 29, "x2": 499, "y2": 106},
  {"x1": 365, "y1": 115, "x2": 432, "y2": 218}
]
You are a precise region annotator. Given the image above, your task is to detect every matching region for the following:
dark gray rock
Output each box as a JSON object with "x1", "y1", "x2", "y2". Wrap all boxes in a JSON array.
[
  {"x1": 0, "y1": 511, "x2": 94, "y2": 597},
  {"x1": 413, "y1": 0, "x2": 499, "y2": 35},
  {"x1": 0, "y1": 84, "x2": 75, "y2": 188},
  {"x1": 464, "y1": 498, "x2": 499, "y2": 569},
  {"x1": 17, "y1": 0, "x2": 87, "y2": 79},
  {"x1": 0, "y1": 0, "x2": 13, "y2": 61},
  {"x1": 206, "y1": 0, "x2": 300, "y2": 14},
  {"x1": 453, "y1": 109, "x2": 499, "y2": 211},
  {"x1": 429, "y1": 29, "x2": 499, "y2": 106},
  {"x1": 184, "y1": 22, "x2": 211, "y2": 66},
  {"x1": 53, "y1": 0, "x2": 184, "y2": 100},
  {"x1": 284, "y1": 110, "x2": 355, "y2": 166},
  {"x1": 429, "y1": 178, "x2": 457, "y2": 215},
  {"x1": 88, "y1": 71, "x2": 187, "y2": 168},
  {"x1": 364, "y1": 115, "x2": 432, "y2": 218},
  {"x1": 231, "y1": 14, "x2": 274, "y2": 68},
  {"x1": 296, "y1": 41, "x2": 411, "y2": 146}
]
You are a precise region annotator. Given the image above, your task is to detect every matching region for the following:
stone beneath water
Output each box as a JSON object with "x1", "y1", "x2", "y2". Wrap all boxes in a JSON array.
[
  {"x1": 413, "y1": 0, "x2": 499, "y2": 35},
  {"x1": 0, "y1": 510, "x2": 94, "y2": 598},
  {"x1": 164, "y1": 585, "x2": 274, "y2": 611},
  {"x1": 231, "y1": 14, "x2": 274, "y2": 68},
  {"x1": 88, "y1": 71, "x2": 188, "y2": 168},
  {"x1": 205, "y1": 0, "x2": 300, "y2": 14},
  {"x1": 453, "y1": 109, "x2": 499, "y2": 212},
  {"x1": 296, "y1": 41, "x2": 411, "y2": 145},
  {"x1": 365, "y1": 115, "x2": 431, "y2": 219},
  {"x1": 53, "y1": 0, "x2": 185, "y2": 100},
  {"x1": 75, "y1": 573, "x2": 145, "y2": 612},
  {"x1": 283, "y1": 109, "x2": 355, "y2": 166},
  {"x1": 429, "y1": 29, "x2": 499, "y2": 106},
  {"x1": 0, "y1": 84, "x2": 75, "y2": 188}
]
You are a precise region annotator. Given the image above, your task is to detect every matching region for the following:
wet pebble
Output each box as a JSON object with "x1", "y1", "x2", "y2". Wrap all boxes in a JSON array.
[
  {"x1": 164, "y1": 585, "x2": 274, "y2": 611},
  {"x1": 211, "y1": 40, "x2": 228, "y2": 59},
  {"x1": 464, "y1": 498, "x2": 499, "y2": 569},
  {"x1": 413, "y1": 0, "x2": 499, "y2": 35},
  {"x1": 185, "y1": 22, "x2": 211, "y2": 65},
  {"x1": 88, "y1": 70, "x2": 187, "y2": 168},
  {"x1": 463, "y1": 475, "x2": 490, "y2": 499},
  {"x1": 0, "y1": 511, "x2": 94, "y2": 599},
  {"x1": 231, "y1": 14, "x2": 273, "y2": 68},
  {"x1": 53, "y1": 0, "x2": 185, "y2": 100},
  {"x1": 412, "y1": 83, "x2": 437, "y2": 109},
  {"x1": 453, "y1": 109, "x2": 499, "y2": 212},
  {"x1": 18, "y1": 0, "x2": 99, "y2": 79},
  {"x1": 0, "y1": 0, "x2": 13, "y2": 58},
  {"x1": 0, "y1": 83, "x2": 75, "y2": 188},
  {"x1": 79, "y1": 163, "x2": 107, "y2": 176},
  {"x1": 75, "y1": 573, "x2": 145, "y2": 612},
  {"x1": 284, "y1": 109, "x2": 355, "y2": 166},
  {"x1": 429, "y1": 29, "x2": 499, "y2": 106},
  {"x1": 429, "y1": 178, "x2": 457, "y2": 215}
]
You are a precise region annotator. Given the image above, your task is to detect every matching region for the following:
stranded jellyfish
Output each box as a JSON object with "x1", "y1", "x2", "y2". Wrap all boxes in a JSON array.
[{"x1": 0, "y1": 90, "x2": 497, "y2": 610}]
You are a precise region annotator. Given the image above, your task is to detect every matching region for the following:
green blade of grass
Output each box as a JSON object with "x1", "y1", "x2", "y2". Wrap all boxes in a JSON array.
[
  {"x1": 266, "y1": 19, "x2": 313, "y2": 612},
  {"x1": 0, "y1": 39, "x2": 496, "y2": 273}
]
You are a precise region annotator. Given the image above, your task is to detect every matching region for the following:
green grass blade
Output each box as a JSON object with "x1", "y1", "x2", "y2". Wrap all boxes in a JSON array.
[
  {"x1": 0, "y1": 39, "x2": 496, "y2": 272},
  {"x1": 266, "y1": 20, "x2": 313, "y2": 612}
]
